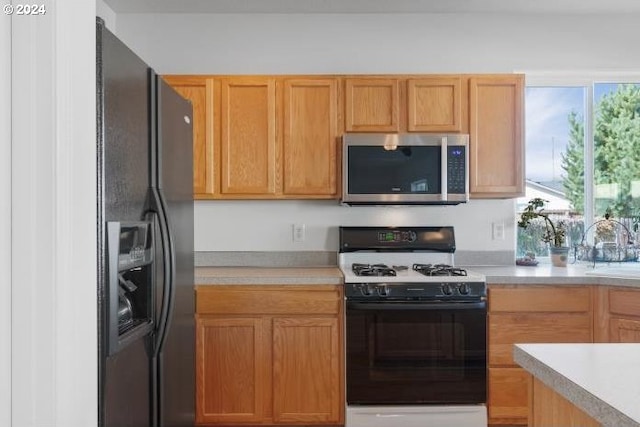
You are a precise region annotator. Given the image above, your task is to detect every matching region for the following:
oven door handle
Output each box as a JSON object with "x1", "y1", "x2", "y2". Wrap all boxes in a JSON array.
[{"x1": 347, "y1": 300, "x2": 487, "y2": 311}]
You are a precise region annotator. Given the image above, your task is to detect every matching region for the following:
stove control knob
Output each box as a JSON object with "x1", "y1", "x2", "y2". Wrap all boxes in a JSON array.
[
  {"x1": 458, "y1": 283, "x2": 471, "y2": 295},
  {"x1": 377, "y1": 284, "x2": 389, "y2": 297},
  {"x1": 441, "y1": 283, "x2": 454, "y2": 296},
  {"x1": 360, "y1": 284, "x2": 374, "y2": 296}
]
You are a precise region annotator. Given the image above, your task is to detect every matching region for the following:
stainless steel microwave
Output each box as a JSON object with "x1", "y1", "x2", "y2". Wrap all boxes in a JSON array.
[{"x1": 342, "y1": 133, "x2": 469, "y2": 205}]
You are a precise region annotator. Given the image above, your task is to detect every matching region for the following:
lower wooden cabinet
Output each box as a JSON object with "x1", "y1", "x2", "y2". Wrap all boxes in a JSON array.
[
  {"x1": 195, "y1": 285, "x2": 344, "y2": 426},
  {"x1": 595, "y1": 286, "x2": 640, "y2": 343},
  {"x1": 529, "y1": 377, "x2": 600, "y2": 427},
  {"x1": 487, "y1": 285, "x2": 593, "y2": 426}
]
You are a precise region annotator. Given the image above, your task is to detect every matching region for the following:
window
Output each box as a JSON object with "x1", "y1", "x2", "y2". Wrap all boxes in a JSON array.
[{"x1": 518, "y1": 77, "x2": 640, "y2": 264}]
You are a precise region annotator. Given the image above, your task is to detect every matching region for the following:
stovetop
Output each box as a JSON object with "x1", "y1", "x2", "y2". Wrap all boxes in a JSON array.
[
  {"x1": 339, "y1": 254, "x2": 486, "y2": 284},
  {"x1": 338, "y1": 226, "x2": 486, "y2": 300}
]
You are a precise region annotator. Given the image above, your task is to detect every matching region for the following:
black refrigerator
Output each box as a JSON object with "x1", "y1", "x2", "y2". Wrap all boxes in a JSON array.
[{"x1": 96, "y1": 18, "x2": 195, "y2": 427}]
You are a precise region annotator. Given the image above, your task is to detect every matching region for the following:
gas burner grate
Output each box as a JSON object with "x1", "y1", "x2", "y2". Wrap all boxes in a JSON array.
[
  {"x1": 412, "y1": 263, "x2": 468, "y2": 277},
  {"x1": 352, "y1": 263, "x2": 397, "y2": 277}
]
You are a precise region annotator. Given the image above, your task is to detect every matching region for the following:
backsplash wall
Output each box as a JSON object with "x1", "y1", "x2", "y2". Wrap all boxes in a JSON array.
[{"x1": 194, "y1": 199, "x2": 516, "y2": 252}]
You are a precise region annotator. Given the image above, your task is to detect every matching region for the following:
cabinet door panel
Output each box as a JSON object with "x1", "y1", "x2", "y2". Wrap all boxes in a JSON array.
[
  {"x1": 489, "y1": 313, "x2": 592, "y2": 366},
  {"x1": 345, "y1": 79, "x2": 399, "y2": 132},
  {"x1": 469, "y1": 76, "x2": 524, "y2": 197},
  {"x1": 220, "y1": 78, "x2": 277, "y2": 194},
  {"x1": 283, "y1": 79, "x2": 338, "y2": 196},
  {"x1": 273, "y1": 317, "x2": 342, "y2": 424},
  {"x1": 195, "y1": 316, "x2": 267, "y2": 424},
  {"x1": 489, "y1": 367, "x2": 529, "y2": 424},
  {"x1": 407, "y1": 77, "x2": 461, "y2": 132},
  {"x1": 610, "y1": 317, "x2": 640, "y2": 342}
]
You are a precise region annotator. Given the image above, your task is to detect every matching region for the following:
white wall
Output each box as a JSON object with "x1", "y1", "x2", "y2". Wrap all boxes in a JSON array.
[
  {"x1": 11, "y1": 0, "x2": 97, "y2": 425},
  {"x1": 194, "y1": 199, "x2": 516, "y2": 252},
  {"x1": 0, "y1": 6, "x2": 11, "y2": 427},
  {"x1": 96, "y1": 0, "x2": 117, "y2": 31},
  {"x1": 114, "y1": 12, "x2": 640, "y2": 252}
]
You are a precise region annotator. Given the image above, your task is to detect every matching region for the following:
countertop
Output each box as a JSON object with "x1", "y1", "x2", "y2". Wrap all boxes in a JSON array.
[
  {"x1": 514, "y1": 343, "x2": 640, "y2": 427},
  {"x1": 195, "y1": 264, "x2": 640, "y2": 287},
  {"x1": 195, "y1": 266, "x2": 343, "y2": 285}
]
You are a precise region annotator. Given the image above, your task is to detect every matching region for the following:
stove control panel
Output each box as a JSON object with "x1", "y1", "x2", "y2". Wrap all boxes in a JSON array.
[{"x1": 346, "y1": 282, "x2": 486, "y2": 300}]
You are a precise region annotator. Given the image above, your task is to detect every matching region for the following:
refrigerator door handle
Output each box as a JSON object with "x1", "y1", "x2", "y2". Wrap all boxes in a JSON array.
[{"x1": 152, "y1": 187, "x2": 176, "y2": 357}]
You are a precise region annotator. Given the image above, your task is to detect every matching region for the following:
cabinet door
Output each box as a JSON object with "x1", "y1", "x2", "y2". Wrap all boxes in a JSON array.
[
  {"x1": 488, "y1": 367, "x2": 530, "y2": 424},
  {"x1": 345, "y1": 78, "x2": 399, "y2": 132},
  {"x1": 610, "y1": 317, "x2": 640, "y2": 342},
  {"x1": 164, "y1": 77, "x2": 214, "y2": 197},
  {"x1": 195, "y1": 316, "x2": 268, "y2": 424},
  {"x1": 407, "y1": 77, "x2": 462, "y2": 132},
  {"x1": 283, "y1": 79, "x2": 339, "y2": 196},
  {"x1": 220, "y1": 78, "x2": 277, "y2": 195},
  {"x1": 469, "y1": 75, "x2": 524, "y2": 197},
  {"x1": 488, "y1": 285, "x2": 593, "y2": 426},
  {"x1": 272, "y1": 316, "x2": 342, "y2": 424}
]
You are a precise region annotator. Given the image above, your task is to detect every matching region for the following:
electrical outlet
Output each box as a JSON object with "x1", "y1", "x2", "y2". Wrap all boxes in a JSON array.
[
  {"x1": 492, "y1": 222, "x2": 505, "y2": 240},
  {"x1": 293, "y1": 223, "x2": 306, "y2": 242}
]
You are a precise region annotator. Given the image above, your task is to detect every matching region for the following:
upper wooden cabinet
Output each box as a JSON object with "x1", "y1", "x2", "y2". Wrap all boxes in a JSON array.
[
  {"x1": 166, "y1": 75, "x2": 341, "y2": 200},
  {"x1": 345, "y1": 78, "x2": 400, "y2": 132},
  {"x1": 407, "y1": 77, "x2": 462, "y2": 132},
  {"x1": 282, "y1": 79, "x2": 339, "y2": 196},
  {"x1": 219, "y1": 77, "x2": 278, "y2": 195},
  {"x1": 162, "y1": 76, "x2": 214, "y2": 197},
  {"x1": 469, "y1": 75, "x2": 524, "y2": 198},
  {"x1": 166, "y1": 73, "x2": 525, "y2": 200}
]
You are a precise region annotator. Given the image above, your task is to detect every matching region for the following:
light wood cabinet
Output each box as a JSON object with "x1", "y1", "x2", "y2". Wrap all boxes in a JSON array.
[
  {"x1": 469, "y1": 75, "x2": 524, "y2": 198},
  {"x1": 344, "y1": 78, "x2": 400, "y2": 132},
  {"x1": 282, "y1": 79, "x2": 339, "y2": 197},
  {"x1": 195, "y1": 285, "x2": 344, "y2": 426},
  {"x1": 196, "y1": 316, "x2": 268, "y2": 423},
  {"x1": 529, "y1": 377, "x2": 600, "y2": 427},
  {"x1": 407, "y1": 77, "x2": 462, "y2": 132},
  {"x1": 488, "y1": 285, "x2": 593, "y2": 426},
  {"x1": 166, "y1": 73, "x2": 524, "y2": 200},
  {"x1": 272, "y1": 316, "x2": 341, "y2": 423},
  {"x1": 595, "y1": 286, "x2": 640, "y2": 343},
  {"x1": 163, "y1": 76, "x2": 215, "y2": 197},
  {"x1": 219, "y1": 77, "x2": 278, "y2": 195}
]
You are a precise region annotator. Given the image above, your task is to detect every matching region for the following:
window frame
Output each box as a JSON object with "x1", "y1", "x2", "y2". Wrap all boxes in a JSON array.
[{"x1": 523, "y1": 72, "x2": 640, "y2": 247}]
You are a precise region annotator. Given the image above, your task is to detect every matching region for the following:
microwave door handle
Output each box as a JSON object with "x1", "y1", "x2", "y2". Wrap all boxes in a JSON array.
[{"x1": 441, "y1": 136, "x2": 448, "y2": 202}]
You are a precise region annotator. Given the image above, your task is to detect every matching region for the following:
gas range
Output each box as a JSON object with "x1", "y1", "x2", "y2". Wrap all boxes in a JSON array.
[
  {"x1": 342, "y1": 226, "x2": 488, "y2": 426},
  {"x1": 339, "y1": 226, "x2": 487, "y2": 300}
]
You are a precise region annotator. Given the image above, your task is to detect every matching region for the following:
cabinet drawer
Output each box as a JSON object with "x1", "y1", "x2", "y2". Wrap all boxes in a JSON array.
[
  {"x1": 196, "y1": 285, "x2": 342, "y2": 315},
  {"x1": 489, "y1": 313, "x2": 592, "y2": 366},
  {"x1": 489, "y1": 286, "x2": 591, "y2": 313}
]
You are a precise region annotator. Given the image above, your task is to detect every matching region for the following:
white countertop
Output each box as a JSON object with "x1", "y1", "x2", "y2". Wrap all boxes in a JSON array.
[{"x1": 514, "y1": 343, "x2": 640, "y2": 427}]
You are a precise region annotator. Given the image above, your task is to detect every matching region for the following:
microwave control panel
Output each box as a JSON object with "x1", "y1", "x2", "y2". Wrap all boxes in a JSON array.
[{"x1": 447, "y1": 146, "x2": 467, "y2": 194}]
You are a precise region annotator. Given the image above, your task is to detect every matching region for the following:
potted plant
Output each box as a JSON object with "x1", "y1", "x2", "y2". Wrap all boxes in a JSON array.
[{"x1": 518, "y1": 198, "x2": 569, "y2": 267}]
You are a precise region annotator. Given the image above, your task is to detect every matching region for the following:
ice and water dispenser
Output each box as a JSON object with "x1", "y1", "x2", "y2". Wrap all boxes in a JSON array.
[{"x1": 106, "y1": 221, "x2": 155, "y2": 355}]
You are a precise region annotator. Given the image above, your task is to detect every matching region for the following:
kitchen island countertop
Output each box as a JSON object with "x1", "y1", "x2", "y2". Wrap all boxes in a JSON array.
[{"x1": 514, "y1": 343, "x2": 640, "y2": 427}]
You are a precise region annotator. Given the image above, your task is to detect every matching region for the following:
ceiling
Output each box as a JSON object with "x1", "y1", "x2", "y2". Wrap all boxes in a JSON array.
[{"x1": 103, "y1": 0, "x2": 640, "y2": 14}]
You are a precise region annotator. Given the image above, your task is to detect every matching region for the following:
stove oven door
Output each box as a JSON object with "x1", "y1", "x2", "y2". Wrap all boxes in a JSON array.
[{"x1": 346, "y1": 300, "x2": 487, "y2": 405}]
